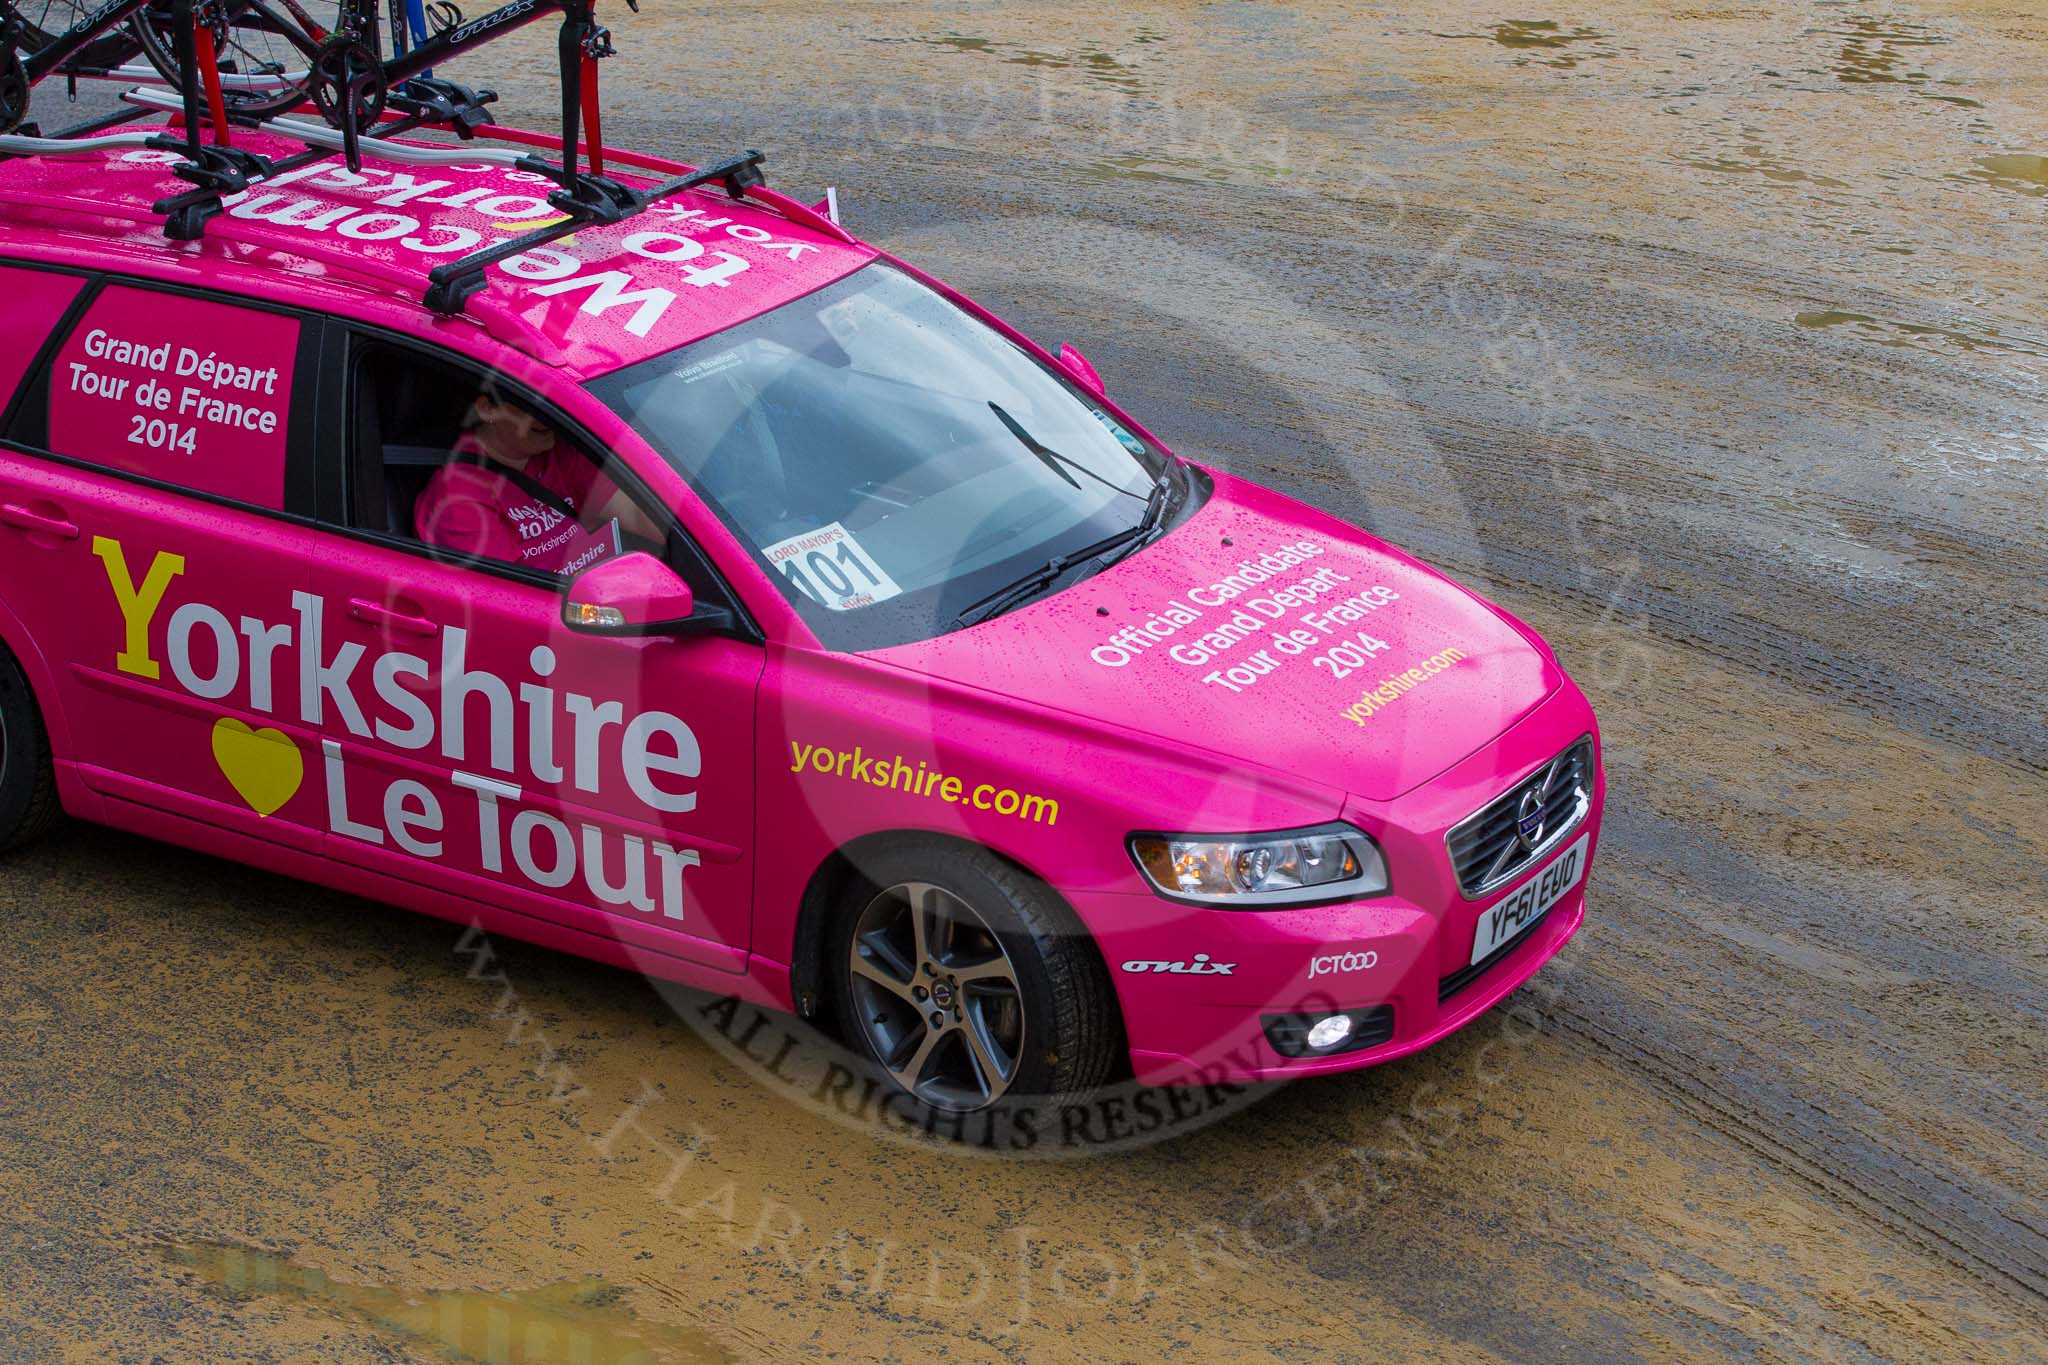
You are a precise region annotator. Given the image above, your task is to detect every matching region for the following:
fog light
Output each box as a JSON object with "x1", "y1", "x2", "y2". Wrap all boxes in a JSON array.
[
  {"x1": 1305, "y1": 1014, "x2": 1354, "y2": 1050},
  {"x1": 1263, "y1": 1005, "x2": 1394, "y2": 1058}
]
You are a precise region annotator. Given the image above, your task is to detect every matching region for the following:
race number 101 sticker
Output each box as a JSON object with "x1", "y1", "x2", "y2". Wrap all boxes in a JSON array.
[
  {"x1": 762, "y1": 522, "x2": 903, "y2": 611},
  {"x1": 49, "y1": 286, "x2": 298, "y2": 510}
]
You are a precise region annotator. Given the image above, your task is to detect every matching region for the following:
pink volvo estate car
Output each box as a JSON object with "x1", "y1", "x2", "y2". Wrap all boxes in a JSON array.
[{"x1": 0, "y1": 119, "x2": 1603, "y2": 1122}]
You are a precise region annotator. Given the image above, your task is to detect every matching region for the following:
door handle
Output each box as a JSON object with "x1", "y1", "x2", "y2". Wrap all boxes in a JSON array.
[
  {"x1": 0, "y1": 504, "x2": 79, "y2": 540},
  {"x1": 348, "y1": 597, "x2": 440, "y2": 638}
]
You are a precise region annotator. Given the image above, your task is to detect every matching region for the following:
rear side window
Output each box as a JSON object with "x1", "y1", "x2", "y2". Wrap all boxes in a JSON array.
[
  {"x1": 0, "y1": 264, "x2": 86, "y2": 423},
  {"x1": 44, "y1": 283, "x2": 302, "y2": 509}
]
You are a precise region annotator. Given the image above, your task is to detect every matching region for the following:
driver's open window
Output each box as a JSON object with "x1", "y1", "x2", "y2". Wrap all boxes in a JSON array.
[
  {"x1": 341, "y1": 338, "x2": 746, "y2": 626},
  {"x1": 346, "y1": 342, "x2": 655, "y2": 572}
]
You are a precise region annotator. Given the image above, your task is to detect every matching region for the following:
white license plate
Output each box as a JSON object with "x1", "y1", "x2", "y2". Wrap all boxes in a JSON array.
[{"x1": 1469, "y1": 833, "x2": 1590, "y2": 967}]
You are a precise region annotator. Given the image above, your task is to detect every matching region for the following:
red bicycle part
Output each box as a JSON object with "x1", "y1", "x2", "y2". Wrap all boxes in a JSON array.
[
  {"x1": 271, "y1": 0, "x2": 330, "y2": 45},
  {"x1": 579, "y1": 49, "x2": 602, "y2": 175},
  {"x1": 194, "y1": 19, "x2": 231, "y2": 145}
]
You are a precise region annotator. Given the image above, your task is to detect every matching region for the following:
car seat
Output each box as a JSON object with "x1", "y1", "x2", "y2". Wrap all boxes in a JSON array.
[{"x1": 353, "y1": 352, "x2": 479, "y2": 535}]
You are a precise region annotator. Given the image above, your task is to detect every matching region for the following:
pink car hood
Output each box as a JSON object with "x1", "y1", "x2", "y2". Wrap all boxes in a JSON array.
[{"x1": 872, "y1": 470, "x2": 1563, "y2": 805}]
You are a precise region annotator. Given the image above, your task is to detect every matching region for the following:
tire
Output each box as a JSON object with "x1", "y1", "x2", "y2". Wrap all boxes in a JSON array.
[
  {"x1": 0, "y1": 642, "x2": 58, "y2": 854},
  {"x1": 130, "y1": 0, "x2": 334, "y2": 121},
  {"x1": 13, "y1": 1, "x2": 144, "y2": 56},
  {"x1": 829, "y1": 837, "x2": 1122, "y2": 1122},
  {"x1": 0, "y1": 48, "x2": 26, "y2": 135}
]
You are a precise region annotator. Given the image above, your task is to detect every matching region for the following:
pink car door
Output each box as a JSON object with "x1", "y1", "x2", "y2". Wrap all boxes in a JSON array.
[
  {"x1": 0, "y1": 272, "x2": 331, "y2": 850},
  {"x1": 299, "y1": 333, "x2": 764, "y2": 971}
]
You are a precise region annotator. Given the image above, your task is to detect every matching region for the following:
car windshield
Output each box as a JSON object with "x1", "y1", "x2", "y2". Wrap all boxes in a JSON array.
[{"x1": 588, "y1": 264, "x2": 1180, "y2": 650}]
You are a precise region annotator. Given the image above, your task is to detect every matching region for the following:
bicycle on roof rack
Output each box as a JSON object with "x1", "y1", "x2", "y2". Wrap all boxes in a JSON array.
[
  {"x1": 2, "y1": 0, "x2": 780, "y2": 321},
  {"x1": 181, "y1": 0, "x2": 780, "y2": 315},
  {"x1": 4, "y1": 0, "x2": 220, "y2": 134},
  {"x1": 127, "y1": 0, "x2": 637, "y2": 173},
  {"x1": 5, "y1": 0, "x2": 380, "y2": 129},
  {"x1": 302, "y1": 0, "x2": 615, "y2": 173},
  {"x1": 2, "y1": 0, "x2": 295, "y2": 220}
]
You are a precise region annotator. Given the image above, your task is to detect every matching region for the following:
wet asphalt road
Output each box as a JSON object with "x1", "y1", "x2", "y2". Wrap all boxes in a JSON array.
[{"x1": 3, "y1": 2, "x2": 2045, "y2": 1360}]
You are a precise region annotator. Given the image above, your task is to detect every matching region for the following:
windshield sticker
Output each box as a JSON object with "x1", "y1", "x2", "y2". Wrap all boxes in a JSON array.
[
  {"x1": 815, "y1": 294, "x2": 884, "y2": 353},
  {"x1": 49, "y1": 288, "x2": 297, "y2": 509},
  {"x1": 672, "y1": 351, "x2": 748, "y2": 386},
  {"x1": 1090, "y1": 409, "x2": 1148, "y2": 455},
  {"x1": 761, "y1": 522, "x2": 903, "y2": 611}
]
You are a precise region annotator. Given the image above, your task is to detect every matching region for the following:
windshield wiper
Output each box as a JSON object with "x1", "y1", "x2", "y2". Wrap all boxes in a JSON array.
[
  {"x1": 1106, "y1": 469, "x2": 1174, "y2": 566},
  {"x1": 989, "y1": 402, "x2": 1148, "y2": 500},
  {"x1": 953, "y1": 411, "x2": 1182, "y2": 629},
  {"x1": 953, "y1": 523, "x2": 1155, "y2": 630}
]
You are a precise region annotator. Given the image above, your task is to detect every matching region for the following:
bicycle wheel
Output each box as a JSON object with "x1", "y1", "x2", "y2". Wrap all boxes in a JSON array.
[
  {"x1": 7, "y1": 0, "x2": 147, "y2": 132},
  {"x1": 130, "y1": 0, "x2": 341, "y2": 119},
  {"x1": 11, "y1": 0, "x2": 144, "y2": 47}
]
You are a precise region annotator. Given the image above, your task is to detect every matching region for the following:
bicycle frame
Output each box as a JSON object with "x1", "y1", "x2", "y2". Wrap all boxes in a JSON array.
[
  {"x1": 313, "y1": 0, "x2": 610, "y2": 183},
  {"x1": 14, "y1": 0, "x2": 156, "y2": 84},
  {"x1": 384, "y1": 0, "x2": 428, "y2": 63},
  {"x1": 369, "y1": 0, "x2": 563, "y2": 88}
]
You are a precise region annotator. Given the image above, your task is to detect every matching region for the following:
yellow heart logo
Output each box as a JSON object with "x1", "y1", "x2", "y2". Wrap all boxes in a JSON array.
[{"x1": 210, "y1": 718, "x2": 304, "y2": 818}]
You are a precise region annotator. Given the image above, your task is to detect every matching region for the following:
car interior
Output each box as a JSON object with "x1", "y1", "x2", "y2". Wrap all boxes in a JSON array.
[
  {"x1": 345, "y1": 341, "x2": 735, "y2": 609},
  {"x1": 350, "y1": 343, "x2": 509, "y2": 541}
]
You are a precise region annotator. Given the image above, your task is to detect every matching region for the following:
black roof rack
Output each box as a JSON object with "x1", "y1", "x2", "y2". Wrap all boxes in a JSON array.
[
  {"x1": 1, "y1": 78, "x2": 769, "y2": 318},
  {"x1": 0, "y1": 0, "x2": 771, "y2": 318},
  {"x1": 423, "y1": 146, "x2": 765, "y2": 315}
]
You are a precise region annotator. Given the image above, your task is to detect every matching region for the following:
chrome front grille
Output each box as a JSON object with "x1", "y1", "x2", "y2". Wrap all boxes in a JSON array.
[{"x1": 1446, "y1": 739, "x2": 1594, "y2": 899}]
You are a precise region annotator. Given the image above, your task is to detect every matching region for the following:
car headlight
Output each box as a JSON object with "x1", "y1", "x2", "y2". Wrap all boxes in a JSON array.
[{"x1": 1128, "y1": 822, "x2": 1389, "y2": 907}]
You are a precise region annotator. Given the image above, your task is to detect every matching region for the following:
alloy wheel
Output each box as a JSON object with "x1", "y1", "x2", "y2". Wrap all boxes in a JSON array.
[{"x1": 846, "y1": 881, "x2": 1024, "y2": 1111}]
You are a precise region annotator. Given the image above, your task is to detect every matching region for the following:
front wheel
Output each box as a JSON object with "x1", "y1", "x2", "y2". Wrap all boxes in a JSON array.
[
  {"x1": 131, "y1": 0, "x2": 337, "y2": 121},
  {"x1": 830, "y1": 839, "x2": 1123, "y2": 1122}
]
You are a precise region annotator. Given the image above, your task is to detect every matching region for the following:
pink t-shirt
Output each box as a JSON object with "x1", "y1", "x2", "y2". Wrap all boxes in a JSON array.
[{"x1": 415, "y1": 435, "x2": 621, "y2": 575}]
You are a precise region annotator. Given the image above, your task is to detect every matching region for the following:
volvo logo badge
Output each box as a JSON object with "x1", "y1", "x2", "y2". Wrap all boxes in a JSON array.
[{"x1": 1515, "y1": 788, "x2": 1546, "y2": 851}]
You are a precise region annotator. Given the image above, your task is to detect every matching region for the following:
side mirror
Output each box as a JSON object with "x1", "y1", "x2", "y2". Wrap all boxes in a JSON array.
[
  {"x1": 1058, "y1": 343, "x2": 1106, "y2": 399},
  {"x1": 563, "y1": 552, "x2": 712, "y2": 635}
]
